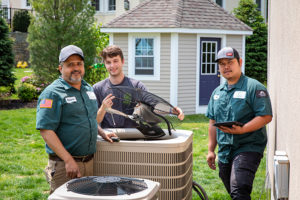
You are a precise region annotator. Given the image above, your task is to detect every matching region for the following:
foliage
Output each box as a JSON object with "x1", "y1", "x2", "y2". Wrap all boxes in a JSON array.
[
  {"x1": 12, "y1": 10, "x2": 31, "y2": 32},
  {"x1": 27, "y1": 0, "x2": 97, "y2": 84},
  {"x1": 17, "y1": 75, "x2": 48, "y2": 101},
  {"x1": 233, "y1": 0, "x2": 268, "y2": 83},
  {"x1": 0, "y1": 111, "x2": 269, "y2": 199},
  {"x1": 84, "y1": 23, "x2": 109, "y2": 85},
  {"x1": 0, "y1": 16, "x2": 16, "y2": 92},
  {"x1": 17, "y1": 83, "x2": 38, "y2": 101}
]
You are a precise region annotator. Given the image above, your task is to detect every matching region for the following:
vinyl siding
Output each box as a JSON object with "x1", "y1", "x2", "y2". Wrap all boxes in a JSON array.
[
  {"x1": 178, "y1": 34, "x2": 197, "y2": 114},
  {"x1": 141, "y1": 33, "x2": 171, "y2": 101},
  {"x1": 226, "y1": 35, "x2": 243, "y2": 54},
  {"x1": 113, "y1": 33, "x2": 129, "y2": 75}
]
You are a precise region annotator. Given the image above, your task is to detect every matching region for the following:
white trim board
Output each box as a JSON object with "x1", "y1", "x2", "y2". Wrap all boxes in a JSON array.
[
  {"x1": 102, "y1": 28, "x2": 252, "y2": 35},
  {"x1": 170, "y1": 33, "x2": 178, "y2": 106}
]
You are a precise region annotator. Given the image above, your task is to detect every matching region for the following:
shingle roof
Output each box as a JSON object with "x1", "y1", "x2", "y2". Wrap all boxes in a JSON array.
[{"x1": 104, "y1": 0, "x2": 252, "y2": 31}]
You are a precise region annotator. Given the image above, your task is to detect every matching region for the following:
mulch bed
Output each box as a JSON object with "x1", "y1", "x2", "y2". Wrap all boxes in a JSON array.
[{"x1": 0, "y1": 99, "x2": 37, "y2": 110}]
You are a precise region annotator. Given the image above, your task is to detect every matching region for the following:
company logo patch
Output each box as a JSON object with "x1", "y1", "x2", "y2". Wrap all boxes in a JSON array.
[
  {"x1": 226, "y1": 52, "x2": 233, "y2": 56},
  {"x1": 86, "y1": 91, "x2": 96, "y2": 100},
  {"x1": 256, "y1": 90, "x2": 268, "y2": 98},
  {"x1": 233, "y1": 91, "x2": 246, "y2": 99},
  {"x1": 40, "y1": 99, "x2": 53, "y2": 108}
]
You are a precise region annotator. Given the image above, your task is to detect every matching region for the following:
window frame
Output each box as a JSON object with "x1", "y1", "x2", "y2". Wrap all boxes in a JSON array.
[
  {"x1": 93, "y1": 0, "x2": 116, "y2": 13},
  {"x1": 128, "y1": 33, "x2": 161, "y2": 81},
  {"x1": 200, "y1": 41, "x2": 218, "y2": 75}
]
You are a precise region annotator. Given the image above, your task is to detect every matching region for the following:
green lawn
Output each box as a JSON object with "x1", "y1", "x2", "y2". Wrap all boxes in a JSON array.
[{"x1": 0, "y1": 110, "x2": 269, "y2": 200}]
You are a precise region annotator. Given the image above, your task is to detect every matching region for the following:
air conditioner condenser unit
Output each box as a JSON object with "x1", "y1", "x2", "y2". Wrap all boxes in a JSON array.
[{"x1": 94, "y1": 128, "x2": 193, "y2": 200}]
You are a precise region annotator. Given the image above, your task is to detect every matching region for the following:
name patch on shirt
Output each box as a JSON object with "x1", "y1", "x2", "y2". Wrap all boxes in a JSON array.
[
  {"x1": 256, "y1": 90, "x2": 268, "y2": 98},
  {"x1": 86, "y1": 91, "x2": 97, "y2": 100},
  {"x1": 213, "y1": 94, "x2": 220, "y2": 100},
  {"x1": 66, "y1": 96, "x2": 77, "y2": 103},
  {"x1": 233, "y1": 91, "x2": 246, "y2": 99}
]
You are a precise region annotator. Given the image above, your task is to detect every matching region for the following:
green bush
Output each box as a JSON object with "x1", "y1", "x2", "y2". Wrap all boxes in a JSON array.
[
  {"x1": 85, "y1": 64, "x2": 108, "y2": 85},
  {"x1": 17, "y1": 83, "x2": 37, "y2": 101},
  {"x1": 0, "y1": 16, "x2": 16, "y2": 93},
  {"x1": 12, "y1": 10, "x2": 31, "y2": 32}
]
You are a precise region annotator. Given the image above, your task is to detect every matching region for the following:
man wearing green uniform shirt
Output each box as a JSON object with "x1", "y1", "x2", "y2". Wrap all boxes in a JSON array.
[
  {"x1": 36, "y1": 45, "x2": 116, "y2": 193},
  {"x1": 205, "y1": 47, "x2": 272, "y2": 200}
]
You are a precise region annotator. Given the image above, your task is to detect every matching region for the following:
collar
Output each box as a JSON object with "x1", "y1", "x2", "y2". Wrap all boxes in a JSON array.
[{"x1": 220, "y1": 73, "x2": 245, "y2": 91}]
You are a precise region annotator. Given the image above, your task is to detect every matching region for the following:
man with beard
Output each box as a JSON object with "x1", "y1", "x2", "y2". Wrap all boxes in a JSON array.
[{"x1": 36, "y1": 45, "x2": 116, "y2": 193}]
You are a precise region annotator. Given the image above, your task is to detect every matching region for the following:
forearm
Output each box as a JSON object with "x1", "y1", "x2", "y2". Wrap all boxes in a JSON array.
[
  {"x1": 242, "y1": 115, "x2": 272, "y2": 134},
  {"x1": 208, "y1": 119, "x2": 217, "y2": 152},
  {"x1": 40, "y1": 129, "x2": 73, "y2": 162},
  {"x1": 96, "y1": 105, "x2": 106, "y2": 124}
]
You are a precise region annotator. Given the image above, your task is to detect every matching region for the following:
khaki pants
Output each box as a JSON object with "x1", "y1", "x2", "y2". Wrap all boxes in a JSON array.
[{"x1": 44, "y1": 158, "x2": 94, "y2": 194}]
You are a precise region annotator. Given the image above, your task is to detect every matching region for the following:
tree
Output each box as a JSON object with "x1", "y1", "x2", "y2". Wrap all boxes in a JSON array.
[
  {"x1": 233, "y1": 0, "x2": 268, "y2": 83},
  {"x1": 27, "y1": 0, "x2": 97, "y2": 83},
  {"x1": 0, "y1": 16, "x2": 16, "y2": 92},
  {"x1": 13, "y1": 10, "x2": 31, "y2": 32}
]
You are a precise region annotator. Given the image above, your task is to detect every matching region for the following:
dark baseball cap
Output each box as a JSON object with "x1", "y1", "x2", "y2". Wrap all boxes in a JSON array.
[
  {"x1": 59, "y1": 45, "x2": 84, "y2": 62},
  {"x1": 215, "y1": 47, "x2": 240, "y2": 62}
]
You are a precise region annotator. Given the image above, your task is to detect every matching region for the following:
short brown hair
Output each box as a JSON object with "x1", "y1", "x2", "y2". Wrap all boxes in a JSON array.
[{"x1": 100, "y1": 45, "x2": 124, "y2": 61}]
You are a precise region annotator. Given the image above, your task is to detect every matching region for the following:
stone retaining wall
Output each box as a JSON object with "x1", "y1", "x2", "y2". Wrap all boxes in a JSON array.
[{"x1": 10, "y1": 32, "x2": 30, "y2": 65}]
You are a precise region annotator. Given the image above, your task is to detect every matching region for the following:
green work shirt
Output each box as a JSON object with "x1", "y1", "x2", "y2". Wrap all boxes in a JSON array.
[
  {"x1": 206, "y1": 74, "x2": 272, "y2": 163},
  {"x1": 36, "y1": 77, "x2": 98, "y2": 156}
]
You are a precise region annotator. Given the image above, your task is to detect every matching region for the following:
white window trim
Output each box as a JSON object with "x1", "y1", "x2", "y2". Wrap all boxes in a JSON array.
[
  {"x1": 23, "y1": 0, "x2": 31, "y2": 9},
  {"x1": 128, "y1": 33, "x2": 160, "y2": 81}
]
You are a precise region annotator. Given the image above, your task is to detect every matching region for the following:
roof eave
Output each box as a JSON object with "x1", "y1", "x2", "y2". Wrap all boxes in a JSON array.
[{"x1": 101, "y1": 28, "x2": 253, "y2": 35}]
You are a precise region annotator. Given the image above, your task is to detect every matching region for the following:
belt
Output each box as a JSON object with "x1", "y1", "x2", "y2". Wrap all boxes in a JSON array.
[{"x1": 49, "y1": 154, "x2": 94, "y2": 162}]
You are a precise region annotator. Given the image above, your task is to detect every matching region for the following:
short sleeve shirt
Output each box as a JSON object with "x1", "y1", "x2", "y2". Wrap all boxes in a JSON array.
[
  {"x1": 93, "y1": 77, "x2": 147, "y2": 128},
  {"x1": 36, "y1": 77, "x2": 98, "y2": 156},
  {"x1": 206, "y1": 74, "x2": 272, "y2": 163}
]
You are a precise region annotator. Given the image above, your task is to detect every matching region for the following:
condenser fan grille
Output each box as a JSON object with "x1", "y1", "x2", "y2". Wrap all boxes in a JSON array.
[{"x1": 66, "y1": 176, "x2": 148, "y2": 196}]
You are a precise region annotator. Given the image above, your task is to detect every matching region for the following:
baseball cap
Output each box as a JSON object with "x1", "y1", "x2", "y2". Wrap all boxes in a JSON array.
[
  {"x1": 215, "y1": 47, "x2": 240, "y2": 62},
  {"x1": 59, "y1": 45, "x2": 84, "y2": 62}
]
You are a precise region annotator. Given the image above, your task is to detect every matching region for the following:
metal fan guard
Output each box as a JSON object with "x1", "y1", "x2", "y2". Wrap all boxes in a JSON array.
[{"x1": 66, "y1": 176, "x2": 148, "y2": 196}]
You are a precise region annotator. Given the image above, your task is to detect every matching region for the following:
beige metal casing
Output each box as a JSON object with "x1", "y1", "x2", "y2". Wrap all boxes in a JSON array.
[{"x1": 94, "y1": 129, "x2": 193, "y2": 200}]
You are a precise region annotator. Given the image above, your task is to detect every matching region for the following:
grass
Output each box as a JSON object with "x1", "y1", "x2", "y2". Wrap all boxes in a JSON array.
[{"x1": 0, "y1": 111, "x2": 269, "y2": 200}]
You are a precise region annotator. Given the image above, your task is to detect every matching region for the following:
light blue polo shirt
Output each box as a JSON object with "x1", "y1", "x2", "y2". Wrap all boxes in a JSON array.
[
  {"x1": 206, "y1": 74, "x2": 272, "y2": 163},
  {"x1": 36, "y1": 77, "x2": 98, "y2": 156}
]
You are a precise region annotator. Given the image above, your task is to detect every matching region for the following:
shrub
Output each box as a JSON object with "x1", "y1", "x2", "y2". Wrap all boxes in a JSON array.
[
  {"x1": 85, "y1": 64, "x2": 108, "y2": 85},
  {"x1": 12, "y1": 10, "x2": 31, "y2": 32},
  {"x1": 17, "y1": 83, "x2": 37, "y2": 101},
  {"x1": 0, "y1": 16, "x2": 16, "y2": 93}
]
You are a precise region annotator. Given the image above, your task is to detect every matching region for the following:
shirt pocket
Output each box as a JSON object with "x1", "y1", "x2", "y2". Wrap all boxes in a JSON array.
[{"x1": 230, "y1": 98, "x2": 252, "y2": 121}]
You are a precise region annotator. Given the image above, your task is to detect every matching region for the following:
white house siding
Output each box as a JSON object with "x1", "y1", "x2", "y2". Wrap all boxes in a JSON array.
[
  {"x1": 226, "y1": 35, "x2": 243, "y2": 55},
  {"x1": 178, "y1": 33, "x2": 197, "y2": 114},
  {"x1": 268, "y1": 0, "x2": 300, "y2": 199},
  {"x1": 113, "y1": 33, "x2": 129, "y2": 75},
  {"x1": 141, "y1": 33, "x2": 171, "y2": 102}
]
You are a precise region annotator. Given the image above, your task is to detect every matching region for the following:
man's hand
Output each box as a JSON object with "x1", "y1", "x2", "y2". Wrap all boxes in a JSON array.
[
  {"x1": 64, "y1": 157, "x2": 81, "y2": 179},
  {"x1": 173, "y1": 107, "x2": 184, "y2": 120},
  {"x1": 102, "y1": 94, "x2": 115, "y2": 109},
  {"x1": 98, "y1": 130, "x2": 118, "y2": 143},
  {"x1": 207, "y1": 151, "x2": 216, "y2": 170},
  {"x1": 218, "y1": 125, "x2": 244, "y2": 134}
]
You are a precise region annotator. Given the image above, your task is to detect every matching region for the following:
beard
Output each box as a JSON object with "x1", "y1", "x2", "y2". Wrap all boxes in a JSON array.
[{"x1": 68, "y1": 70, "x2": 83, "y2": 83}]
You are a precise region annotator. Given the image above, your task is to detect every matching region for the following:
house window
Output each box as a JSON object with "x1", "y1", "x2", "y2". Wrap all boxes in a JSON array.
[
  {"x1": 108, "y1": 0, "x2": 116, "y2": 11},
  {"x1": 215, "y1": 0, "x2": 223, "y2": 7},
  {"x1": 26, "y1": 0, "x2": 30, "y2": 7},
  {"x1": 135, "y1": 38, "x2": 154, "y2": 75},
  {"x1": 92, "y1": 0, "x2": 115, "y2": 12},
  {"x1": 201, "y1": 41, "x2": 218, "y2": 75},
  {"x1": 1, "y1": 7, "x2": 9, "y2": 19},
  {"x1": 128, "y1": 33, "x2": 160, "y2": 80},
  {"x1": 92, "y1": 0, "x2": 100, "y2": 11},
  {"x1": 256, "y1": 0, "x2": 261, "y2": 11}
]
